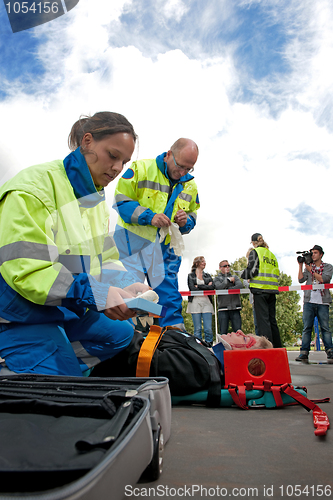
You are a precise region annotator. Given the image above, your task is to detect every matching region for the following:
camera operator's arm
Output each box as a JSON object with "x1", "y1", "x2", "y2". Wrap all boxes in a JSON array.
[
  {"x1": 298, "y1": 262, "x2": 306, "y2": 283},
  {"x1": 304, "y1": 263, "x2": 324, "y2": 283}
]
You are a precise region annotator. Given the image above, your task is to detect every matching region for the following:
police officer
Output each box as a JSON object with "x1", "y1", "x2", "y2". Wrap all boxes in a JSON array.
[{"x1": 241, "y1": 233, "x2": 282, "y2": 347}]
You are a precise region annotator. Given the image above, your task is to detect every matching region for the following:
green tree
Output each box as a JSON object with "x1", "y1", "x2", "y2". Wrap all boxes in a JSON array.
[
  {"x1": 239, "y1": 296, "x2": 255, "y2": 334},
  {"x1": 182, "y1": 300, "x2": 193, "y2": 334}
]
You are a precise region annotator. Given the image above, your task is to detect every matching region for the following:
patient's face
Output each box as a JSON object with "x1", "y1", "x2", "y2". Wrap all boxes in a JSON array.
[{"x1": 221, "y1": 331, "x2": 257, "y2": 349}]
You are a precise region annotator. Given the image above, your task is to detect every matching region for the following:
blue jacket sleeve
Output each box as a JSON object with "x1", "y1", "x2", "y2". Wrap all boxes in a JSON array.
[
  {"x1": 63, "y1": 273, "x2": 109, "y2": 312},
  {"x1": 179, "y1": 214, "x2": 196, "y2": 234},
  {"x1": 114, "y1": 198, "x2": 156, "y2": 226}
]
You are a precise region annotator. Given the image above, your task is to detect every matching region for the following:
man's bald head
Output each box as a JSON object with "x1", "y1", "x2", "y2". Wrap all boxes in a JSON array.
[{"x1": 170, "y1": 138, "x2": 199, "y2": 159}]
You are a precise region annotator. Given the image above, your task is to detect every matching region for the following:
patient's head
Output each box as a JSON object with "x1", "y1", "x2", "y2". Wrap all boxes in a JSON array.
[{"x1": 220, "y1": 330, "x2": 273, "y2": 350}]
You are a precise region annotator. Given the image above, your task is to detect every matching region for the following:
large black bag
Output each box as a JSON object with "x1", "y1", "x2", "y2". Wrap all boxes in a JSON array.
[
  {"x1": 0, "y1": 375, "x2": 171, "y2": 499},
  {"x1": 92, "y1": 327, "x2": 222, "y2": 407}
]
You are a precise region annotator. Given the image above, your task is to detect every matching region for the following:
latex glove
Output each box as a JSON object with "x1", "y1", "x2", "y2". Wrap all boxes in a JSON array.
[{"x1": 159, "y1": 222, "x2": 185, "y2": 257}]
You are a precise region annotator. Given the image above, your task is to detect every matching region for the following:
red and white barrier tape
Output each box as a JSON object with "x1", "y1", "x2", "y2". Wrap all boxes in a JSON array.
[{"x1": 180, "y1": 283, "x2": 333, "y2": 297}]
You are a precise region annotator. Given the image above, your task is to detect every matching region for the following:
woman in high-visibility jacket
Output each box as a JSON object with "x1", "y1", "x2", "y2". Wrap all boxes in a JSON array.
[
  {"x1": 0, "y1": 112, "x2": 150, "y2": 376},
  {"x1": 241, "y1": 233, "x2": 282, "y2": 347}
]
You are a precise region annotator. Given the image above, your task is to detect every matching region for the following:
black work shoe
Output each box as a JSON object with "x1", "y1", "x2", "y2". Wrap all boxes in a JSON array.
[
  {"x1": 295, "y1": 351, "x2": 309, "y2": 363},
  {"x1": 326, "y1": 348, "x2": 333, "y2": 364}
]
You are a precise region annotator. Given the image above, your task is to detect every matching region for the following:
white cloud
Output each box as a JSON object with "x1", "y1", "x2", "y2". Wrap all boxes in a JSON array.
[{"x1": 163, "y1": 0, "x2": 189, "y2": 22}]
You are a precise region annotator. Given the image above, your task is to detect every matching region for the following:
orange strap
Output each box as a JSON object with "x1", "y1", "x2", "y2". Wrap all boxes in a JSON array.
[{"x1": 136, "y1": 325, "x2": 164, "y2": 377}]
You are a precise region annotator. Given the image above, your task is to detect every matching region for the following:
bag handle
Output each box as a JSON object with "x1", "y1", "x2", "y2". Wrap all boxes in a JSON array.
[{"x1": 136, "y1": 325, "x2": 164, "y2": 377}]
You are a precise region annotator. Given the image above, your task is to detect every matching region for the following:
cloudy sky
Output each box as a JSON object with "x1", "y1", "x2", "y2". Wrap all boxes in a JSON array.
[{"x1": 1, "y1": 0, "x2": 333, "y2": 296}]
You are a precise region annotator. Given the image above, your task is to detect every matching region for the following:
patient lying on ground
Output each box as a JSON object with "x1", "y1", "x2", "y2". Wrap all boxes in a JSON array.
[
  {"x1": 218, "y1": 330, "x2": 273, "y2": 350},
  {"x1": 212, "y1": 330, "x2": 273, "y2": 377}
]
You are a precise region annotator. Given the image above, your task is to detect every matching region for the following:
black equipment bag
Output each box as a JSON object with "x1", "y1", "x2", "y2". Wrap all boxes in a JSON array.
[
  {"x1": 92, "y1": 327, "x2": 222, "y2": 407},
  {"x1": 0, "y1": 374, "x2": 171, "y2": 499}
]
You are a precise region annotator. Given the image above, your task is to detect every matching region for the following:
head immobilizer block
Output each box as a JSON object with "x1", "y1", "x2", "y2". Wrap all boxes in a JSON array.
[{"x1": 223, "y1": 348, "x2": 291, "y2": 386}]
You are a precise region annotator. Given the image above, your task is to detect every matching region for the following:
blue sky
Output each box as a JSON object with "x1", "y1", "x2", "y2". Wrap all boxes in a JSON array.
[{"x1": 1, "y1": 0, "x2": 333, "y2": 294}]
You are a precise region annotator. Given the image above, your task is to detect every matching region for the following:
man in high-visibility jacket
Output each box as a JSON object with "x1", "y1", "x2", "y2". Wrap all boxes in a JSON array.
[
  {"x1": 113, "y1": 138, "x2": 200, "y2": 329},
  {"x1": 241, "y1": 233, "x2": 282, "y2": 347}
]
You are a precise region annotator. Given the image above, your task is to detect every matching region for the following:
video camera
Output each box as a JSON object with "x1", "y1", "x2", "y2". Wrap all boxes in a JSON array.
[{"x1": 296, "y1": 250, "x2": 313, "y2": 265}]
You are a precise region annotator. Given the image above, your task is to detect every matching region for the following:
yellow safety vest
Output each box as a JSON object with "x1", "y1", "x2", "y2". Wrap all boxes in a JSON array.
[
  {"x1": 250, "y1": 247, "x2": 280, "y2": 292},
  {"x1": 0, "y1": 160, "x2": 120, "y2": 306},
  {"x1": 114, "y1": 158, "x2": 199, "y2": 244}
]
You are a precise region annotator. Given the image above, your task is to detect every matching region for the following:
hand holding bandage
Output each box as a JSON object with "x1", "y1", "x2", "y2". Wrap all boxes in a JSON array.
[{"x1": 159, "y1": 222, "x2": 185, "y2": 257}]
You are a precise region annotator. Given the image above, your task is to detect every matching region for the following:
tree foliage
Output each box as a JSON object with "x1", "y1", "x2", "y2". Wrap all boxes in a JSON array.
[
  {"x1": 275, "y1": 272, "x2": 302, "y2": 344},
  {"x1": 182, "y1": 300, "x2": 194, "y2": 334}
]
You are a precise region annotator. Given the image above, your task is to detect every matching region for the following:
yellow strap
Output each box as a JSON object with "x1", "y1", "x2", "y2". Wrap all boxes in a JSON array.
[{"x1": 136, "y1": 325, "x2": 164, "y2": 377}]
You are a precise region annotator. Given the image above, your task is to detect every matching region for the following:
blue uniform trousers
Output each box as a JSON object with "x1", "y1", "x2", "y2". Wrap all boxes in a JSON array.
[
  {"x1": 0, "y1": 310, "x2": 134, "y2": 376},
  {"x1": 114, "y1": 227, "x2": 184, "y2": 327}
]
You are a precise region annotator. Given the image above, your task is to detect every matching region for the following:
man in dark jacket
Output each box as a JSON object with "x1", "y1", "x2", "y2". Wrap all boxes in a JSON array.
[{"x1": 213, "y1": 260, "x2": 242, "y2": 334}]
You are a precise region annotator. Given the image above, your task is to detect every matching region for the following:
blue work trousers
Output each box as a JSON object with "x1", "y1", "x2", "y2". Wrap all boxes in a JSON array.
[
  {"x1": 114, "y1": 227, "x2": 184, "y2": 328},
  {"x1": 0, "y1": 310, "x2": 134, "y2": 376},
  {"x1": 301, "y1": 302, "x2": 333, "y2": 352}
]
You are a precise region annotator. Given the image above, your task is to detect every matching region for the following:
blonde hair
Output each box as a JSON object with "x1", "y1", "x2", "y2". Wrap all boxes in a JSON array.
[
  {"x1": 252, "y1": 235, "x2": 269, "y2": 249},
  {"x1": 250, "y1": 336, "x2": 273, "y2": 349},
  {"x1": 191, "y1": 256, "x2": 204, "y2": 272}
]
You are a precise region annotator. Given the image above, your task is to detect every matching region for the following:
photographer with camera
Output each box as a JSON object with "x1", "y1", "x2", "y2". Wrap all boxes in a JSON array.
[{"x1": 296, "y1": 245, "x2": 333, "y2": 363}]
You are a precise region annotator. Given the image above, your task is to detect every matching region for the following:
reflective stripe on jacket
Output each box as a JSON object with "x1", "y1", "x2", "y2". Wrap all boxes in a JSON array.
[
  {"x1": 113, "y1": 154, "x2": 199, "y2": 245},
  {"x1": 249, "y1": 247, "x2": 279, "y2": 293}
]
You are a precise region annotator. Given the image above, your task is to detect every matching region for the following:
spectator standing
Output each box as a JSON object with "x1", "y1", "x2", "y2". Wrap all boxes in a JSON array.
[
  {"x1": 187, "y1": 256, "x2": 214, "y2": 347},
  {"x1": 241, "y1": 233, "x2": 282, "y2": 347},
  {"x1": 213, "y1": 261, "x2": 242, "y2": 334},
  {"x1": 113, "y1": 138, "x2": 199, "y2": 330},
  {"x1": 296, "y1": 245, "x2": 333, "y2": 363}
]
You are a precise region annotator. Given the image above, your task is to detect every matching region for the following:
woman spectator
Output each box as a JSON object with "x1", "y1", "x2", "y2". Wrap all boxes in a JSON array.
[{"x1": 187, "y1": 256, "x2": 215, "y2": 347}]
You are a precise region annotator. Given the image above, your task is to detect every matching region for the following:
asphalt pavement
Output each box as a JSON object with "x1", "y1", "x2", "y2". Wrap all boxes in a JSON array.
[{"x1": 138, "y1": 350, "x2": 332, "y2": 500}]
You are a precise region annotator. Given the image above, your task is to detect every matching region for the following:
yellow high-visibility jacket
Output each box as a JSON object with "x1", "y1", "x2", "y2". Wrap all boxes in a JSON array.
[
  {"x1": 113, "y1": 154, "x2": 200, "y2": 246},
  {"x1": 0, "y1": 148, "x2": 133, "y2": 324},
  {"x1": 249, "y1": 247, "x2": 280, "y2": 293}
]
